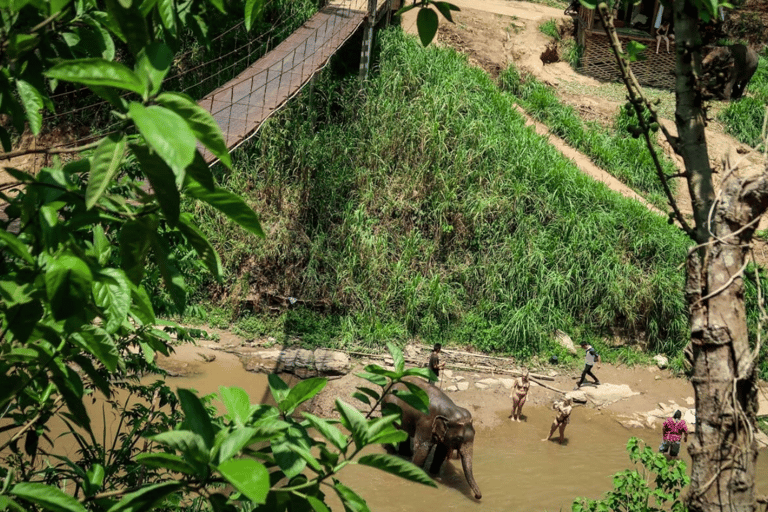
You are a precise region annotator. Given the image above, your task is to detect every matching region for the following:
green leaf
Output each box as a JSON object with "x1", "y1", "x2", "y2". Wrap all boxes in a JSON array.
[
  {"x1": 135, "y1": 42, "x2": 173, "y2": 97},
  {"x1": 357, "y1": 454, "x2": 436, "y2": 487},
  {"x1": 129, "y1": 102, "x2": 196, "y2": 176},
  {"x1": 93, "y1": 268, "x2": 131, "y2": 334},
  {"x1": 155, "y1": 0, "x2": 177, "y2": 35},
  {"x1": 387, "y1": 342, "x2": 404, "y2": 374},
  {"x1": 394, "y1": 3, "x2": 417, "y2": 16},
  {"x1": 578, "y1": 0, "x2": 596, "y2": 8},
  {"x1": 217, "y1": 459, "x2": 269, "y2": 504},
  {"x1": 184, "y1": 177, "x2": 264, "y2": 237},
  {"x1": 85, "y1": 464, "x2": 105, "y2": 497},
  {"x1": 45, "y1": 253, "x2": 93, "y2": 321},
  {"x1": 10, "y1": 482, "x2": 87, "y2": 512},
  {"x1": 178, "y1": 388, "x2": 215, "y2": 449},
  {"x1": 184, "y1": 151, "x2": 216, "y2": 190},
  {"x1": 106, "y1": 481, "x2": 183, "y2": 512},
  {"x1": 219, "y1": 386, "x2": 251, "y2": 426},
  {"x1": 0, "y1": 230, "x2": 33, "y2": 264},
  {"x1": 120, "y1": 217, "x2": 156, "y2": 285},
  {"x1": 217, "y1": 427, "x2": 256, "y2": 463},
  {"x1": 15, "y1": 80, "x2": 44, "y2": 135},
  {"x1": 104, "y1": 0, "x2": 150, "y2": 56},
  {"x1": 156, "y1": 92, "x2": 232, "y2": 168},
  {"x1": 45, "y1": 59, "x2": 144, "y2": 94},
  {"x1": 280, "y1": 377, "x2": 327, "y2": 416},
  {"x1": 177, "y1": 213, "x2": 223, "y2": 280},
  {"x1": 134, "y1": 453, "x2": 196, "y2": 475},
  {"x1": 335, "y1": 400, "x2": 368, "y2": 449},
  {"x1": 307, "y1": 496, "x2": 331, "y2": 512},
  {"x1": 271, "y1": 437, "x2": 307, "y2": 480},
  {"x1": 355, "y1": 371, "x2": 388, "y2": 387},
  {"x1": 626, "y1": 40, "x2": 647, "y2": 62},
  {"x1": 416, "y1": 7, "x2": 439, "y2": 46},
  {"x1": 333, "y1": 482, "x2": 370, "y2": 512},
  {"x1": 268, "y1": 374, "x2": 290, "y2": 403},
  {"x1": 432, "y1": 2, "x2": 460, "y2": 23},
  {"x1": 129, "y1": 282, "x2": 156, "y2": 325},
  {"x1": 148, "y1": 231, "x2": 186, "y2": 312},
  {"x1": 150, "y1": 430, "x2": 209, "y2": 464},
  {"x1": 301, "y1": 413, "x2": 347, "y2": 451},
  {"x1": 130, "y1": 144, "x2": 180, "y2": 226},
  {"x1": 0, "y1": 496, "x2": 25, "y2": 512},
  {"x1": 70, "y1": 326, "x2": 120, "y2": 372},
  {"x1": 244, "y1": 0, "x2": 264, "y2": 30},
  {"x1": 86, "y1": 133, "x2": 126, "y2": 210}
]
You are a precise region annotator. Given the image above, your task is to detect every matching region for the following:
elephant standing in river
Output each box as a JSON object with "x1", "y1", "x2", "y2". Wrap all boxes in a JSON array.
[
  {"x1": 701, "y1": 44, "x2": 759, "y2": 100},
  {"x1": 383, "y1": 377, "x2": 482, "y2": 500}
]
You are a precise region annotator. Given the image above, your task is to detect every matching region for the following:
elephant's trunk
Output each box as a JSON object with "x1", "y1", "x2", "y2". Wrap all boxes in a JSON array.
[{"x1": 459, "y1": 442, "x2": 482, "y2": 499}]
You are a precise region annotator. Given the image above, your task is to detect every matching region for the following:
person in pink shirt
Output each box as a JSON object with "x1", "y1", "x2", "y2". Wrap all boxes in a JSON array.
[{"x1": 659, "y1": 410, "x2": 689, "y2": 457}]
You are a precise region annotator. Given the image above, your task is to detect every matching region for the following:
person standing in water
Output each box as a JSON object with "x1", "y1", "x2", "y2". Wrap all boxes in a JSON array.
[
  {"x1": 508, "y1": 369, "x2": 531, "y2": 422},
  {"x1": 659, "y1": 410, "x2": 689, "y2": 458},
  {"x1": 542, "y1": 397, "x2": 572, "y2": 444}
]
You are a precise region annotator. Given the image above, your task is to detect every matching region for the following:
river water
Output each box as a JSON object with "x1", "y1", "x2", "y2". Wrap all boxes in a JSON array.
[{"x1": 39, "y1": 346, "x2": 768, "y2": 511}]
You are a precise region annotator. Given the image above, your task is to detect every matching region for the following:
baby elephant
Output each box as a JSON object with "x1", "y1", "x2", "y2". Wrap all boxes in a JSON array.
[{"x1": 701, "y1": 44, "x2": 759, "y2": 100}]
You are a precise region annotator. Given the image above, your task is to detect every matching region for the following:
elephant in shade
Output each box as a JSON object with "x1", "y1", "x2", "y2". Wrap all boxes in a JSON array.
[
  {"x1": 382, "y1": 377, "x2": 482, "y2": 500},
  {"x1": 701, "y1": 44, "x2": 759, "y2": 100}
]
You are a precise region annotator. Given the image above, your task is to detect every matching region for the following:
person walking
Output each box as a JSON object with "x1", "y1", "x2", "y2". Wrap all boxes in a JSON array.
[
  {"x1": 508, "y1": 369, "x2": 530, "y2": 422},
  {"x1": 575, "y1": 342, "x2": 600, "y2": 389},
  {"x1": 428, "y1": 343, "x2": 446, "y2": 379},
  {"x1": 542, "y1": 397, "x2": 572, "y2": 444},
  {"x1": 659, "y1": 410, "x2": 689, "y2": 457}
]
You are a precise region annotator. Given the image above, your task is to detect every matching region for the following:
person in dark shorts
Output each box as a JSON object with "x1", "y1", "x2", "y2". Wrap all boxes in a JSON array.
[
  {"x1": 575, "y1": 342, "x2": 600, "y2": 389},
  {"x1": 428, "y1": 343, "x2": 446, "y2": 378},
  {"x1": 659, "y1": 410, "x2": 689, "y2": 457}
]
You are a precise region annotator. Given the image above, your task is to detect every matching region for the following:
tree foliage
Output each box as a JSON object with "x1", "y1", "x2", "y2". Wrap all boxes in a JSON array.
[{"x1": 0, "y1": 1, "x2": 436, "y2": 510}]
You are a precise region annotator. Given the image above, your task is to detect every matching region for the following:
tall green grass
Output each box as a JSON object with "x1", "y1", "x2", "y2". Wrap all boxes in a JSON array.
[
  {"x1": 718, "y1": 50, "x2": 768, "y2": 149},
  {"x1": 192, "y1": 29, "x2": 692, "y2": 358},
  {"x1": 499, "y1": 65, "x2": 678, "y2": 208}
]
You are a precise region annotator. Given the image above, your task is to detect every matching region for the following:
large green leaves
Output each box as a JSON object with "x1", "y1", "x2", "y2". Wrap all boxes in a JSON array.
[
  {"x1": 106, "y1": 481, "x2": 183, "y2": 512},
  {"x1": 86, "y1": 133, "x2": 126, "y2": 210},
  {"x1": 217, "y1": 459, "x2": 269, "y2": 504},
  {"x1": 10, "y1": 483, "x2": 86, "y2": 512},
  {"x1": 45, "y1": 253, "x2": 93, "y2": 321},
  {"x1": 184, "y1": 177, "x2": 264, "y2": 237},
  {"x1": 92, "y1": 268, "x2": 131, "y2": 334},
  {"x1": 156, "y1": 92, "x2": 232, "y2": 168},
  {"x1": 46, "y1": 59, "x2": 144, "y2": 95},
  {"x1": 135, "y1": 42, "x2": 173, "y2": 97},
  {"x1": 16, "y1": 79, "x2": 44, "y2": 135},
  {"x1": 357, "y1": 454, "x2": 435, "y2": 487},
  {"x1": 129, "y1": 102, "x2": 196, "y2": 177}
]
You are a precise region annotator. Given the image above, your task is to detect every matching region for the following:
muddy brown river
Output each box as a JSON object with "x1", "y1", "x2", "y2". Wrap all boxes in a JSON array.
[{"x1": 43, "y1": 346, "x2": 768, "y2": 511}]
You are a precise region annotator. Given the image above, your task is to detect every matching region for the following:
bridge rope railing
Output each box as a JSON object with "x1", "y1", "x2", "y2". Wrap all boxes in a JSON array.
[{"x1": 2, "y1": 0, "x2": 347, "y2": 170}]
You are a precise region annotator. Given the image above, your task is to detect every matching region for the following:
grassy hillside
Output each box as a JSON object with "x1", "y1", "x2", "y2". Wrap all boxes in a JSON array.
[{"x1": 184, "y1": 28, "x2": 693, "y2": 362}]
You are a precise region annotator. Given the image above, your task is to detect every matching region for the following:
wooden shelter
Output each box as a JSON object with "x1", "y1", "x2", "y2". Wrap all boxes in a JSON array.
[{"x1": 570, "y1": 0, "x2": 678, "y2": 89}]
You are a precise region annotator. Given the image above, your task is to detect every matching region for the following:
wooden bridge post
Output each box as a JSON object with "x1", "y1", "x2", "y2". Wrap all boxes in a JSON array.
[{"x1": 358, "y1": 0, "x2": 377, "y2": 80}]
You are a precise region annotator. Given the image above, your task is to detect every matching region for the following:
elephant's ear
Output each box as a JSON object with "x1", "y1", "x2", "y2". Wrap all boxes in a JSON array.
[{"x1": 432, "y1": 415, "x2": 449, "y2": 442}]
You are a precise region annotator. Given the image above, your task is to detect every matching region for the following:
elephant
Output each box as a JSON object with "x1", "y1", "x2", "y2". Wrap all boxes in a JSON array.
[
  {"x1": 701, "y1": 44, "x2": 759, "y2": 100},
  {"x1": 382, "y1": 377, "x2": 482, "y2": 500}
]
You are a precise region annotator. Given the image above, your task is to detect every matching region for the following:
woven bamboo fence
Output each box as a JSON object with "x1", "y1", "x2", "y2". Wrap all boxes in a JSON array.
[{"x1": 578, "y1": 31, "x2": 677, "y2": 89}]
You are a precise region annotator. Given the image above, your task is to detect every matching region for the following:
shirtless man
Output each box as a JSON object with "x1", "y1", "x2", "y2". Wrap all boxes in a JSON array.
[
  {"x1": 542, "y1": 398, "x2": 572, "y2": 444},
  {"x1": 508, "y1": 369, "x2": 530, "y2": 422}
]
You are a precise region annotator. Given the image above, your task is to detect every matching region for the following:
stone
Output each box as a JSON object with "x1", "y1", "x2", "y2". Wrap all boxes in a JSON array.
[
  {"x1": 683, "y1": 409, "x2": 696, "y2": 426},
  {"x1": 477, "y1": 378, "x2": 499, "y2": 387},
  {"x1": 653, "y1": 354, "x2": 669, "y2": 369},
  {"x1": 457, "y1": 381, "x2": 470, "y2": 391},
  {"x1": 404, "y1": 344, "x2": 420, "y2": 360},
  {"x1": 443, "y1": 370, "x2": 454, "y2": 379},
  {"x1": 454, "y1": 376, "x2": 465, "y2": 381},
  {"x1": 314, "y1": 349, "x2": 351, "y2": 375},
  {"x1": 579, "y1": 383, "x2": 639, "y2": 407},
  {"x1": 475, "y1": 382, "x2": 489, "y2": 389},
  {"x1": 654, "y1": 375, "x2": 661, "y2": 380},
  {"x1": 242, "y1": 347, "x2": 350, "y2": 377},
  {"x1": 619, "y1": 419, "x2": 646, "y2": 429},
  {"x1": 554, "y1": 329, "x2": 578, "y2": 355},
  {"x1": 686, "y1": 396, "x2": 695, "y2": 406},
  {"x1": 445, "y1": 385, "x2": 458, "y2": 392},
  {"x1": 500, "y1": 378, "x2": 516, "y2": 389},
  {"x1": 566, "y1": 390, "x2": 588, "y2": 403}
]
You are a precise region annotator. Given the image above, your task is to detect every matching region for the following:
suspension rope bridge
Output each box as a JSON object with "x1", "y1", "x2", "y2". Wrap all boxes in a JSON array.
[{"x1": 198, "y1": 0, "x2": 393, "y2": 164}]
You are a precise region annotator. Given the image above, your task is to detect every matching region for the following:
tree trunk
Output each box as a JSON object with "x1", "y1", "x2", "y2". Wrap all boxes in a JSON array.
[{"x1": 673, "y1": 2, "x2": 766, "y2": 511}]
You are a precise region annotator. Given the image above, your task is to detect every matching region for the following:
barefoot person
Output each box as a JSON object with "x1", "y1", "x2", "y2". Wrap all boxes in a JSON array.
[
  {"x1": 542, "y1": 398, "x2": 572, "y2": 444},
  {"x1": 575, "y1": 342, "x2": 600, "y2": 389},
  {"x1": 508, "y1": 369, "x2": 530, "y2": 422},
  {"x1": 659, "y1": 410, "x2": 689, "y2": 458}
]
